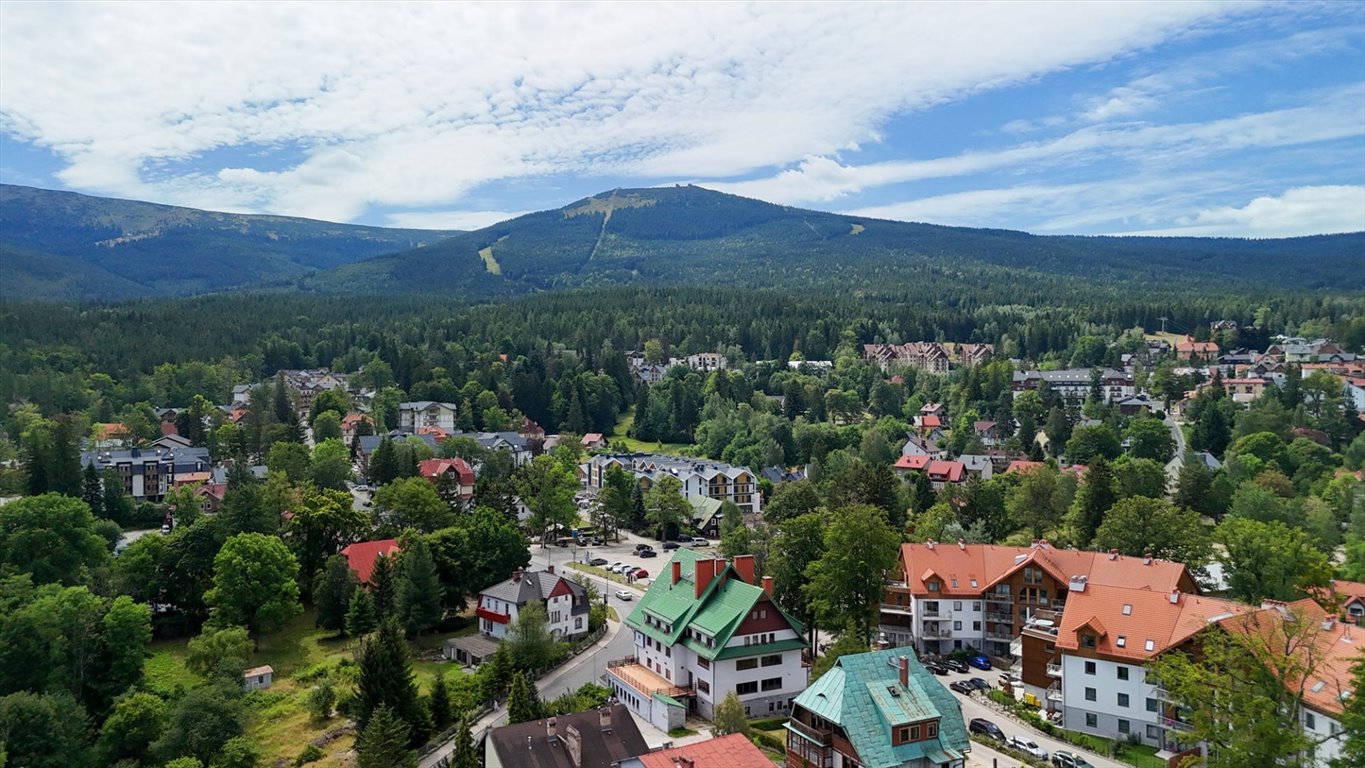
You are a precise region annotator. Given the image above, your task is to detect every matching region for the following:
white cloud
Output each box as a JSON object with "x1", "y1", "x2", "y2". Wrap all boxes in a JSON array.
[
  {"x1": 0, "y1": 0, "x2": 1254, "y2": 221},
  {"x1": 384, "y1": 209, "x2": 532, "y2": 231},
  {"x1": 1112, "y1": 185, "x2": 1365, "y2": 237}
]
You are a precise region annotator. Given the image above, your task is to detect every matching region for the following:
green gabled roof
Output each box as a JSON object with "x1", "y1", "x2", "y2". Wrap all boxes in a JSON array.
[
  {"x1": 711, "y1": 637, "x2": 807, "y2": 660},
  {"x1": 626, "y1": 549, "x2": 803, "y2": 661},
  {"x1": 790, "y1": 649, "x2": 970, "y2": 768}
]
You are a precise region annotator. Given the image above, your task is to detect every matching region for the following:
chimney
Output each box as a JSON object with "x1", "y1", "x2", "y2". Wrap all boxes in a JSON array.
[
  {"x1": 761, "y1": 575, "x2": 774, "y2": 595},
  {"x1": 1069, "y1": 575, "x2": 1088, "y2": 593},
  {"x1": 1142, "y1": 553, "x2": 1153, "y2": 566},
  {"x1": 1038, "y1": 539, "x2": 1050, "y2": 549},
  {"x1": 672, "y1": 560, "x2": 683, "y2": 586},
  {"x1": 1168, "y1": 589, "x2": 1180, "y2": 605},
  {"x1": 546, "y1": 717, "x2": 558, "y2": 743},
  {"x1": 599, "y1": 706, "x2": 612, "y2": 731},
  {"x1": 926, "y1": 539, "x2": 935, "y2": 550},
  {"x1": 695, "y1": 559, "x2": 717, "y2": 598},
  {"x1": 564, "y1": 725, "x2": 583, "y2": 767},
  {"x1": 547, "y1": 565, "x2": 555, "y2": 574},
  {"x1": 898, "y1": 655, "x2": 910, "y2": 688},
  {"x1": 1108, "y1": 549, "x2": 1119, "y2": 561},
  {"x1": 957, "y1": 539, "x2": 966, "y2": 550},
  {"x1": 732, "y1": 554, "x2": 756, "y2": 585},
  {"x1": 512, "y1": 569, "x2": 523, "y2": 582},
  {"x1": 674, "y1": 757, "x2": 695, "y2": 768}
]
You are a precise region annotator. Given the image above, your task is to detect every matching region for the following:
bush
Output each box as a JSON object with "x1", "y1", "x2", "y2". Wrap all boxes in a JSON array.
[
  {"x1": 293, "y1": 744, "x2": 323, "y2": 766},
  {"x1": 307, "y1": 680, "x2": 336, "y2": 722},
  {"x1": 749, "y1": 717, "x2": 788, "y2": 731},
  {"x1": 751, "y1": 730, "x2": 785, "y2": 753}
]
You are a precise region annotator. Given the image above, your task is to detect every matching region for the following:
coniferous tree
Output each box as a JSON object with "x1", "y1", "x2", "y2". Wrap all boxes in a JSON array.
[
  {"x1": 314, "y1": 555, "x2": 358, "y2": 634},
  {"x1": 345, "y1": 585, "x2": 379, "y2": 637},
  {"x1": 448, "y1": 716, "x2": 480, "y2": 768},
  {"x1": 355, "y1": 705, "x2": 415, "y2": 768},
  {"x1": 428, "y1": 671, "x2": 453, "y2": 731},
  {"x1": 1069, "y1": 457, "x2": 1116, "y2": 547},
  {"x1": 102, "y1": 468, "x2": 134, "y2": 526},
  {"x1": 370, "y1": 553, "x2": 397, "y2": 619},
  {"x1": 50, "y1": 420, "x2": 83, "y2": 497},
  {"x1": 507, "y1": 672, "x2": 543, "y2": 724},
  {"x1": 82, "y1": 463, "x2": 105, "y2": 519},
  {"x1": 356, "y1": 619, "x2": 428, "y2": 745},
  {"x1": 395, "y1": 539, "x2": 443, "y2": 636},
  {"x1": 23, "y1": 427, "x2": 53, "y2": 496},
  {"x1": 369, "y1": 438, "x2": 399, "y2": 487}
]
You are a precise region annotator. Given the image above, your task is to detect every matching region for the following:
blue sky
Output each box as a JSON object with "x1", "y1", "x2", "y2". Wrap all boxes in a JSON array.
[{"x1": 1, "y1": 1, "x2": 1362, "y2": 236}]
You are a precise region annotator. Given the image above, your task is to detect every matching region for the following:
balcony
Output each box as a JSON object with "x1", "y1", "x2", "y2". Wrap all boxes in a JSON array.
[
  {"x1": 985, "y1": 593, "x2": 1014, "y2": 604},
  {"x1": 786, "y1": 718, "x2": 832, "y2": 746},
  {"x1": 985, "y1": 627, "x2": 1015, "y2": 641},
  {"x1": 920, "y1": 609, "x2": 950, "y2": 619},
  {"x1": 921, "y1": 628, "x2": 953, "y2": 639},
  {"x1": 1046, "y1": 683, "x2": 1062, "y2": 702},
  {"x1": 1046, "y1": 662, "x2": 1062, "y2": 677},
  {"x1": 985, "y1": 611, "x2": 1013, "y2": 624},
  {"x1": 1161, "y1": 715, "x2": 1194, "y2": 733},
  {"x1": 880, "y1": 601, "x2": 914, "y2": 616},
  {"x1": 1153, "y1": 685, "x2": 1173, "y2": 702}
]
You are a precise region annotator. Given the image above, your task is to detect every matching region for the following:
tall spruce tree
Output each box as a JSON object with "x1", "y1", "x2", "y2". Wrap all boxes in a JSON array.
[
  {"x1": 448, "y1": 716, "x2": 480, "y2": 768},
  {"x1": 507, "y1": 672, "x2": 543, "y2": 724},
  {"x1": 369, "y1": 438, "x2": 399, "y2": 487},
  {"x1": 345, "y1": 585, "x2": 378, "y2": 637},
  {"x1": 50, "y1": 420, "x2": 83, "y2": 497},
  {"x1": 395, "y1": 539, "x2": 443, "y2": 636},
  {"x1": 356, "y1": 619, "x2": 428, "y2": 745},
  {"x1": 314, "y1": 555, "x2": 357, "y2": 634},
  {"x1": 428, "y1": 671, "x2": 453, "y2": 731},
  {"x1": 370, "y1": 553, "x2": 397, "y2": 619},
  {"x1": 355, "y1": 705, "x2": 415, "y2": 768},
  {"x1": 82, "y1": 464, "x2": 105, "y2": 519},
  {"x1": 1070, "y1": 457, "x2": 1116, "y2": 547}
]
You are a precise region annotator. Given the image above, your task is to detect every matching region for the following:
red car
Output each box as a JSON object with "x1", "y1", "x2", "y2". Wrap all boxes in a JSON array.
[{"x1": 632, "y1": 568, "x2": 649, "y2": 580}]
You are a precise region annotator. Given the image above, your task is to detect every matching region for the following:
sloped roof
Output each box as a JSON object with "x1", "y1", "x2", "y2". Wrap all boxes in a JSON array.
[
  {"x1": 418, "y1": 457, "x2": 475, "y2": 485},
  {"x1": 899, "y1": 541, "x2": 1193, "y2": 598},
  {"x1": 792, "y1": 649, "x2": 969, "y2": 768},
  {"x1": 488, "y1": 704, "x2": 647, "y2": 768},
  {"x1": 894, "y1": 455, "x2": 930, "y2": 471},
  {"x1": 1221, "y1": 599, "x2": 1358, "y2": 716},
  {"x1": 481, "y1": 570, "x2": 588, "y2": 613},
  {"x1": 340, "y1": 539, "x2": 400, "y2": 585},
  {"x1": 1056, "y1": 584, "x2": 1250, "y2": 661},
  {"x1": 636, "y1": 733, "x2": 770, "y2": 768}
]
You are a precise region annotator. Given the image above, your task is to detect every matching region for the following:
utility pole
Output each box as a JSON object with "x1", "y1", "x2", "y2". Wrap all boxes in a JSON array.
[{"x1": 1157, "y1": 317, "x2": 1169, "y2": 334}]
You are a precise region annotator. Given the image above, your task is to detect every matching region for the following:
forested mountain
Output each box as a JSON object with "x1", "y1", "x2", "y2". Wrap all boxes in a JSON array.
[
  {"x1": 0, "y1": 184, "x2": 458, "y2": 300},
  {"x1": 305, "y1": 185, "x2": 1365, "y2": 297}
]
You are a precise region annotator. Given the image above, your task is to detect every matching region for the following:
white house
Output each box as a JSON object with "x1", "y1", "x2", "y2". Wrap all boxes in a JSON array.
[
  {"x1": 398, "y1": 401, "x2": 459, "y2": 434},
  {"x1": 584, "y1": 453, "x2": 761, "y2": 518},
  {"x1": 475, "y1": 567, "x2": 590, "y2": 641},
  {"x1": 608, "y1": 551, "x2": 807, "y2": 728}
]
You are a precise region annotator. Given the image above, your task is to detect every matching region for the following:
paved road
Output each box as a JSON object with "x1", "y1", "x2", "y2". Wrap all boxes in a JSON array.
[
  {"x1": 937, "y1": 667, "x2": 1124, "y2": 768},
  {"x1": 1163, "y1": 413, "x2": 1187, "y2": 493}
]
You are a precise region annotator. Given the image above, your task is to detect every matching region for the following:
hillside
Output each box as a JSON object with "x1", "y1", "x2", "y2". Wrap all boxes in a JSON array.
[
  {"x1": 0, "y1": 184, "x2": 458, "y2": 300},
  {"x1": 307, "y1": 185, "x2": 1365, "y2": 298}
]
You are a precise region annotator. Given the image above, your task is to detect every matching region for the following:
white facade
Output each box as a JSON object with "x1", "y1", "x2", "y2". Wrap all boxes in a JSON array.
[
  {"x1": 398, "y1": 401, "x2": 458, "y2": 433},
  {"x1": 1301, "y1": 706, "x2": 1344, "y2": 768},
  {"x1": 1059, "y1": 654, "x2": 1169, "y2": 748},
  {"x1": 476, "y1": 578, "x2": 586, "y2": 640},
  {"x1": 585, "y1": 454, "x2": 761, "y2": 517}
]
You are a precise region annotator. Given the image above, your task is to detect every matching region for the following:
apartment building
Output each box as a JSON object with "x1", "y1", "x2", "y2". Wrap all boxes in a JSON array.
[
  {"x1": 584, "y1": 453, "x2": 761, "y2": 517},
  {"x1": 1011, "y1": 368, "x2": 1135, "y2": 404},
  {"x1": 80, "y1": 444, "x2": 211, "y2": 502},
  {"x1": 398, "y1": 401, "x2": 459, "y2": 433},
  {"x1": 878, "y1": 541, "x2": 1196, "y2": 660},
  {"x1": 608, "y1": 551, "x2": 806, "y2": 730}
]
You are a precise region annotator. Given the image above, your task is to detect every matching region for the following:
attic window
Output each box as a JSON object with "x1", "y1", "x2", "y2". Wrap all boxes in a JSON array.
[
  {"x1": 1116, "y1": 636, "x2": 1126, "y2": 647},
  {"x1": 1121, "y1": 604, "x2": 1132, "y2": 616},
  {"x1": 1311, "y1": 680, "x2": 1327, "y2": 693},
  {"x1": 928, "y1": 581, "x2": 940, "y2": 592},
  {"x1": 1144, "y1": 640, "x2": 1156, "y2": 652},
  {"x1": 970, "y1": 579, "x2": 978, "y2": 588},
  {"x1": 951, "y1": 579, "x2": 959, "y2": 588}
]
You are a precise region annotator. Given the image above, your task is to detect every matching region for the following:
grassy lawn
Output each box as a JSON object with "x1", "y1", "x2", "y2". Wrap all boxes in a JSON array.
[
  {"x1": 609, "y1": 408, "x2": 694, "y2": 454},
  {"x1": 1117, "y1": 743, "x2": 1170, "y2": 768}
]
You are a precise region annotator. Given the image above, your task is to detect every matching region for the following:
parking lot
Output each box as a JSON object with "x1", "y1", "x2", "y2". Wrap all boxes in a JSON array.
[{"x1": 537, "y1": 529, "x2": 716, "y2": 590}]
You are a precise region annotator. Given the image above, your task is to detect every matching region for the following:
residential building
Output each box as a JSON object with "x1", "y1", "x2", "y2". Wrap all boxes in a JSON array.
[
  {"x1": 398, "y1": 401, "x2": 459, "y2": 433},
  {"x1": 417, "y1": 457, "x2": 475, "y2": 503},
  {"x1": 1176, "y1": 337, "x2": 1220, "y2": 362},
  {"x1": 476, "y1": 567, "x2": 590, "y2": 641},
  {"x1": 1043, "y1": 583, "x2": 1249, "y2": 751},
  {"x1": 485, "y1": 705, "x2": 648, "y2": 768},
  {"x1": 81, "y1": 444, "x2": 211, "y2": 502},
  {"x1": 1330, "y1": 579, "x2": 1365, "y2": 624},
  {"x1": 690, "y1": 496, "x2": 726, "y2": 539},
  {"x1": 340, "y1": 538, "x2": 400, "y2": 586},
  {"x1": 609, "y1": 551, "x2": 806, "y2": 728},
  {"x1": 1011, "y1": 369, "x2": 1135, "y2": 404},
  {"x1": 957, "y1": 455, "x2": 993, "y2": 481},
  {"x1": 356, "y1": 432, "x2": 440, "y2": 472},
  {"x1": 901, "y1": 434, "x2": 947, "y2": 460},
  {"x1": 972, "y1": 420, "x2": 1002, "y2": 447},
  {"x1": 581, "y1": 432, "x2": 607, "y2": 450},
  {"x1": 687, "y1": 352, "x2": 729, "y2": 372},
  {"x1": 1219, "y1": 377, "x2": 1269, "y2": 404},
  {"x1": 340, "y1": 412, "x2": 373, "y2": 441},
  {"x1": 451, "y1": 430, "x2": 535, "y2": 466},
  {"x1": 619, "y1": 733, "x2": 770, "y2": 768},
  {"x1": 786, "y1": 648, "x2": 971, "y2": 768},
  {"x1": 584, "y1": 453, "x2": 761, "y2": 517},
  {"x1": 863, "y1": 342, "x2": 992, "y2": 373},
  {"x1": 878, "y1": 541, "x2": 1196, "y2": 658},
  {"x1": 195, "y1": 482, "x2": 227, "y2": 513}
]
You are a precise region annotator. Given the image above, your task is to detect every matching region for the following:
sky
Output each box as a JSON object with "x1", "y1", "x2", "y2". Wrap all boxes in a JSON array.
[{"x1": 1, "y1": 1, "x2": 1363, "y2": 237}]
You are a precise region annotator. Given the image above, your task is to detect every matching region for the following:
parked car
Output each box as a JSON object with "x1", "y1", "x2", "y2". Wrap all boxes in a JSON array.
[
  {"x1": 662, "y1": 541, "x2": 681, "y2": 550},
  {"x1": 949, "y1": 680, "x2": 975, "y2": 694},
  {"x1": 968, "y1": 718, "x2": 1005, "y2": 741},
  {"x1": 634, "y1": 543, "x2": 653, "y2": 552},
  {"x1": 1007, "y1": 736, "x2": 1048, "y2": 760},
  {"x1": 632, "y1": 568, "x2": 649, "y2": 579},
  {"x1": 967, "y1": 654, "x2": 992, "y2": 670},
  {"x1": 943, "y1": 659, "x2": 969, "y2": 673},
  {"x1": 589, "y1": 557, "x2": 608, "y2": 566},
  {"x1": 1051, "y1": 750, "x2": 1094, "y2": 768},
  {"x1": 614, "y1": 590, "x2": 634, "y2": 601},
  {"x1": 354, "y1": 485, "x2": 370, "y2": 492},
  {"x1": 997, "y1": 673, "x2": 1020, "y2": 688},
  {"x1": 689, "y1": 536, "x2": 710, "y2": 546},
  {"x1": 608, "y1": 562, "x2": 625, "y2": 573},
  {"x1": 591, "y1": 537, "x2": 604, "y2": 546},
  {"x1": 966, "y1": 677, "x2": 991, "y2": 691},
  {"x1": 639, "y1": 548, "x2": 657, "y2": 558},
  {"x1": 923, "y1": 661, "x2": 949, "y2": 676}
]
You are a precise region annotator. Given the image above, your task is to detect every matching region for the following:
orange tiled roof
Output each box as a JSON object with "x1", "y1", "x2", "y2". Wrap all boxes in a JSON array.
[
  {"x1": 341, "y1": 539, "x2": 400, "y2": 585},
  {"x1": 1056, "y1": 583, "x2": 1251, "y2": 661},
  {"x1": 637, "y1": 733, "x2": 771, "y2": 768},
  {"x1": 899, "y1": 541, "x2": 1192, "y2": 598},
  {"x1": 894, "y1": 455, "x2": 931, "y2": 471},
  {"x1": 1222, "y1": 599, "x2": 1360, "y2": 716}
]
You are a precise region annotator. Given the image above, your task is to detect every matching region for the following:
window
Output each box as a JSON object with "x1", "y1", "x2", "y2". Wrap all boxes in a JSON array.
[
  {"x1": 761, "y1": 654, "x2": 782, "y2": 667},
  {"x1": 575, "y1": 618, "x2": 583, "y2": 629},
  {"x1": 697, "y1": 680, "x2": 710, "y2": 694},
  {"x1": 1117, "y1": 666, "x2": 1129, "y2": 681},
  {"x1": 1144, "y1": 639, "x2": 1156, "y2": 652},
  {"x1": 665, "y1": 647, "x2": 671, "y2": 657},
  {"x1": 973, "y1": 621, "x2": 981, "y2": 631},
  {"x1": 898, "y1": 726, "x2": 910, "y2": 742},
  {"x1": 954, "y1": 621, "x2": 962, "y2": 631},
  {"x1": 1118, "y1": 693, "x2": 1129, "y2": 708},
  {"x1": 737, "y1": 658, "x2": 758, "y2": 671},
  {"x1": 1081, "y1": 635, "x2": 1096, "y2": 649},
  {"x1": 1118, "y1": 719, "x2": 1130, "y2": 734},
  {"x1": 1146, "y1": 698, "x2": 1158, "y2": 712},
  {"x1": 951, "y1": 580, "x2": 959, "y2": 589},
  {"x1": 1085, "y1": 661, "x2": 1096, "y2": 675},
  {"x1": 1086, "y1": 713, "x2": 1097, "y2": 728},
  {"x1": 1122, "y1": 604, "x2": 1132, "y2": 615},
  {"x1": 928, "y1": 581, "x2": 940, "y2": 592},
  {"x1": 927, "y1": 722, "x2": 937, "y2": 738},
  {"x1": 761, "y1": 677, "x2": 783, "y2": 691},
  {"x1": 910, "y1": 725, "x2": 921, "y2": 740},
  {"x1": 1305, "y1": 712, "x2": 1316, "y2": 730},
  {"x1": 736, "y1": 681, "x2": 758, "y2": 695},
  {"x1": 698, "y1": 657, "x2": 710, "y2": 670},
  {"x1": 954, "y1": 601, "x2": 963, "y2": 610},
  {"x1": 970, "y1": 580, "x2": 978, "y2": 588},
  {"x1": 1085, "y1": 687, "x2": 1096, "y2": 702},
  {"x1": 1116, "y1": 635, "x2": 1126, "y2": 648}
]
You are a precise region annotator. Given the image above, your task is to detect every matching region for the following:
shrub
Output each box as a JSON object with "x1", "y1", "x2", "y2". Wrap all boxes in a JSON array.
[{"x1": 293, "y1": 744, "x2": 324, "y2": 766}]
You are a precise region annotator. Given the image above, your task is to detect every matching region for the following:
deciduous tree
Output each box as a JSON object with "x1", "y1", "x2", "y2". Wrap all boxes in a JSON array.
[
  {"x1": 1093, "y1": 497, "x2": 1211, "y2": 569},
  {"x1": 805, "y1": 504, "x2": 899, "y2": 642},
  {"x1": 205, "y1": 533, "x2": 302, "y2": 635}
]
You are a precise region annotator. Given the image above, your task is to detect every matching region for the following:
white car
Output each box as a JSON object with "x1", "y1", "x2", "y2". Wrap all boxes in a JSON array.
[
  {"x1": 615, "y1": 590, "x2": 634, "y2": 601},
  {"x1": 608, "y1": 562, "x2": 625, "y2": 573},
  {"x1": 1007, "y1": 736, "x2": 1048, "y2": 760}
]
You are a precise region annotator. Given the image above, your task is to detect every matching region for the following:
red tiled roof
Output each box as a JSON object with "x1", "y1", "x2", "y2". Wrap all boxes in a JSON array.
[
  {"x1": 637, "y1": 733, "x2": 771, "y2": 768},
  {"x1": 581, "y1": 433, "x2": 604, "y2": 445},
  {"x1": 926, "y1": 460, "x2": 964, "y2": 483},
  {"x1": 899, "y1": 541, "x2": 1193, "y2": 598},
  {"x1": 1056, "y1": 584, "x2": 1250, "y2": 662},
  {"x1": 417, "y1": 458, "x2": 475, "y2": 486},
  {"x1": 894, "y1": 455, "x2": 931, "y2": 471},
  {"x1": 417, "y1": 425, "x2": 449, "y2": 439},
  {"x1": 341, "y1": 539, "x2": 400, "y2": 585},
  {"x1": 1222, "y1": 600, "x2": 1359, "y2": 716},
  {"x1": 920, "y1": 415, "x2": 942, "y2": 429},
  {"x1": 973, "y1": 420, "x2": 997, "y2": 433}
]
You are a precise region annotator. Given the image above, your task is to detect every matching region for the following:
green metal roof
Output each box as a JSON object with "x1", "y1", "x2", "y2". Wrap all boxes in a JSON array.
[
  {"x1": 653, "y1": 693, "x2": 684, "y2": 708},
  {"x1": 625, "y1": 549, "x2": 804, "y2": 661},
  {"x1": 790, "y1": 649, "x2": 970, "y2": 768}
]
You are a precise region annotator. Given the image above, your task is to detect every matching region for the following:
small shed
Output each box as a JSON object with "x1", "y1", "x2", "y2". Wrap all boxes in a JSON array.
[
  {"x1": 444, "y1": 634, "x2": 500, "y2": 667},
  {"x1": 243, "y1": 665, "x2": 274, "y2": 691}
]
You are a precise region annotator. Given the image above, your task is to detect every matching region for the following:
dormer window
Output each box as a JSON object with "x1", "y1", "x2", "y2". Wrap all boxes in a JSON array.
[
  {"x1": 927, "y1": 722, "x2": 937, "y2": 738},
  {"x1": 910, "y1": 725, "x2": 920, "y2": 740},
  {"x1": 1081, "y1": 634, "x2": 1096, "y2": 649},
  {"x1": 928, "y1": 581, "x2": 940, "y2": 592}
]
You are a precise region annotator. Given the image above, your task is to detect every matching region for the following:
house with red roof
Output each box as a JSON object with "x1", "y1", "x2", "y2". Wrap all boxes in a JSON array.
[
  {"x1": 340, "y1": 539, "x2": 401, "y2": 585},
  {"x1": 620, "y1": 731, "x2": 770, "y2": 768},
  {"x1": 581, "y1": 432, "x2": 607, "y2": 450},
  {"x1": 924, "y1": 460, "x2": 965, "y2": 489},
  {"x1": 340, "y1": 412, "x2": 373, "y2": 441},
  {"x1": 1176, "y1": 336, "x2": 1220, "y2": 362},
  {"x1": 417, "y1": 457, "x2": 475, "y2": 502}
]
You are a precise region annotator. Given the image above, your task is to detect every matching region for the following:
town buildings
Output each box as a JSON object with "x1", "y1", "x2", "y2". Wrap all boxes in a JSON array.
[
  {"x1": 485, "y1": 705, "x2": 648, "y2": 768},
  {"x1": 80, "y1": 441, "x2": 212, "y2": 502},
  {"x1": 417, "y1": 457, "x2": 475, "y2": 503},
  {"x1": 475, "y1": 567, "x2": 590, "y2": 641},
  {"x1": 340, "y1": 538, "x2": 400, "y2": 586},
  {"x1": 618, "y1": 732, "x2": 771, "y2": 768},
  {"x1": 1011, "y1": 368, "x2": 1135, "y2": 404},
  {"x1": 863, "y1": 342, "x2": 994, "y2": 373},
  {"x1": 786, "y1": 648, "x2": 970, "y2": 768},
  {"x1": 584, "y1": 453, "x2": 761, "y2": 517},
  {"x1": 608, "y1": 551, "x2": 806, "y2": 728},
  {"x1": 398, "y1": 401, "x2": 459, "y2": 434}
]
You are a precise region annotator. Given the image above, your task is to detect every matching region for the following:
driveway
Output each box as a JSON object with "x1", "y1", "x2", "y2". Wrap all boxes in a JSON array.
[
  {"x1": 1163, "y1": 413, "x2": 1186, "y2": 493},
  {"x1": 934, "y1": 667, "x2": 1124, "y2": 768}
]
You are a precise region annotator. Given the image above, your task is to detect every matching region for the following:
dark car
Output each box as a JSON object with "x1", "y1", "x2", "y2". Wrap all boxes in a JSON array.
[
  {"x1": 589, "y1": 557, "x2": 609, "y2": 567},
  {"x1": 634, "y1": 543, "x2": 652, "y2": 552},
  {"x1": 968, "y1": 718, "x2": 1005, "y2": 741},
  {"x1": 639, "y1": 548, "x2": 657, "y2": 558},
  {"x1": 967, "y1": 677, "x2": 991, "y2": 691},
  {"x1": 662, "y1": 541, "x2": 681, "y2": 550},
  {"x1": 967, "y1": 654, "x2": 992, "y2": 670},
  {"x1": 1051, "y1": 751, "x2": 1094, "y2": 768},
  {"x1": 591, "y1": 537, "x2": 604, "y2": 546},
  {"x1": 949, "y1": 680, "x2": 975, "y2": 694},
  {"x1": 923, "y1": 661, "x2": 949, "y2": 676},
  {"x1": 943, "y1": 659, "x2": 969, "y2": 673}
]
